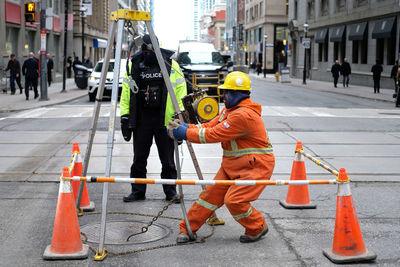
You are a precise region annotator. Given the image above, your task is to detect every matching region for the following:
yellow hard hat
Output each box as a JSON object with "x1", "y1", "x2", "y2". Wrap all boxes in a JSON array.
[{"x1": 218, "y1": 71, "x2": 251, "y2": 91}]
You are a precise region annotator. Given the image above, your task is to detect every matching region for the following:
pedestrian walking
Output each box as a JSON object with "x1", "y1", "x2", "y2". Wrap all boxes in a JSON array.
[
  {"x1": 46, "y1": 53, "x2": 54, "y2": 87},
  {"x1": 120, "y1": 34, "x2": 187, "y2": 203},
  {"x1": 256, "y1": 62, "x2": 262, "y2": 76},
  {"x1": 396, "y1": 68, "x2": 400, "y2": 107},
  {"x1": 341, "y1": 58, "x2": 351, "y2": 87},
  {"x1": 168, "y1": 71, "x2": 275, "y2": 244},
  {"x1": 331, "y1": 60, "x2": 341, "y2": 88},
  {"x1": 22, "y1": 52, "x2": 39, "y2": 100},
  {"x1": 371, "y1": 60, "x2": 383, "y2": 94},
  {"x1": 83, "y1": 56, "x2": 93, "y2": 68},
  {"x1": 390, "y1": 60, "x2": 398, "y2": 95},
  {"x1": 66, "y1": 56, "x2": 73, "y2": 78},
  {"x1": 278, "y1": 50, "x2": 287, "y2": 74},
  {"x1": 3, "y1": 54, "x2": 23, "y2": 95}
]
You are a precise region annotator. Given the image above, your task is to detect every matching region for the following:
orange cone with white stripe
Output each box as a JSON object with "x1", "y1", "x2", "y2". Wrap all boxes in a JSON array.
[
  {"x1": 71, "y1": 143, "x2": 95, "y2": 211},
  {"x1": 279, "y1": 141, "x2": 316, "y2": 209},
  {"x1": 43, "y1": 167, "x2": 89, "y2": 260},
  {"x1": 323, "y1": 168, "x2": 376, "y2": 263}
]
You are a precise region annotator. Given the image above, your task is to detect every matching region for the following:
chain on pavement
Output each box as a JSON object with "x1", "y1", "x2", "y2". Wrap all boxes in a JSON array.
[{"x1": 80, "y1": 195, "x2": 215, "y2": 257}]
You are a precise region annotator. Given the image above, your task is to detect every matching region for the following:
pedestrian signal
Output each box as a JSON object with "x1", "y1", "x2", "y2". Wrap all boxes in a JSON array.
[{"x1": 24, "y1": 2, "x2": 35, "y2": 23}]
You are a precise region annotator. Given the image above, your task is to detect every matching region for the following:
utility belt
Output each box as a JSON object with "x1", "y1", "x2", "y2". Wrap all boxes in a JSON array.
[{"x1": 139, "y1": 84, "x2": 162, "y2": 109}]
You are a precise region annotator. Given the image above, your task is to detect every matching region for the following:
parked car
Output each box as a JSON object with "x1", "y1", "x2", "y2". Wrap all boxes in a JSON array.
[{"x1": 88, "y1": 59, "x2": 127, "y2": 102}]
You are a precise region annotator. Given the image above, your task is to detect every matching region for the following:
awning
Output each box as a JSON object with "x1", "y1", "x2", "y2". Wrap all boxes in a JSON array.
[
  {"x1": 315, "y1": 28, "x2": 328, "y2": 43},
  {"x1": 372, "y1": 17, "x2": 396, "y2": 39},
  {"x1": 348, "y1": 22, "x2": 368, "y2": 40},
  {"x1": 93, "y1": 39, "x2": 107, "y2": 48},
  {"x1": 330, "y1": 26, "x2": 346, "y2": 42}
]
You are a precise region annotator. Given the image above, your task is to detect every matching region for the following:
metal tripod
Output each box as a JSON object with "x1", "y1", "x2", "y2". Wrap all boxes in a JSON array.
[{"x1": 74, "y1": 10, "x2": 204, "y2": 260}]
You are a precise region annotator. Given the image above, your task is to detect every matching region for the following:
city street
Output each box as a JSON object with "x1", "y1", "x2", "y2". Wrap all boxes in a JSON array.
[{"x1": 0, "y1": 76, "x2": 399, "y2": 266}]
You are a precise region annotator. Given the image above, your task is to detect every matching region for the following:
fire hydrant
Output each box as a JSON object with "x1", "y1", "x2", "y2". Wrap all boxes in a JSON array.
[{"x1": 275, "y1": 72, "x2": 280, "y2": 82}]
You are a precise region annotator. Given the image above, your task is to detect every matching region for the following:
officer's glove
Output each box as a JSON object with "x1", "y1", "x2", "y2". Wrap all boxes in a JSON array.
[{"x1": 121, "y1": 115, "x2": 133, "y2": 142}]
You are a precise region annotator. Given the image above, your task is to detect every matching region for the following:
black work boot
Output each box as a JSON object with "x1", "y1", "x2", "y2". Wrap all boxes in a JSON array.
[
  {"x1": 123, "y1": 193, "x2": 145, "y2": 202},
  {"x1": 239, "y1": 224, "x2": 269, "y2": 243},
  {"x1": 166, "y1": 194, "x2": 181, "y2": 204},
  {"x1": 176, "y1": 232, "x2": 197, "y2": 244}
]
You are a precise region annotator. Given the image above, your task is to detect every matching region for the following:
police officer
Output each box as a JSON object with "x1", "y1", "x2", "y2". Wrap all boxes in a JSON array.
[{"x1": 120, "y1": 34, "x2": 187, "y2": 203}]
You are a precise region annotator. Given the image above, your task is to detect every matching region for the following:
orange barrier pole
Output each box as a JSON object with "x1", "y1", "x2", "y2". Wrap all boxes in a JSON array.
[
  {"x1": 323, "y1": 169, "x2": 377, "y2": 263},
  {"x1": 62, "y1": 176, "x2": 337, "y2": 186}
]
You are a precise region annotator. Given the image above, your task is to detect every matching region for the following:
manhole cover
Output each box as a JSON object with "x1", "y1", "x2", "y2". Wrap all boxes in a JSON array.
[{"x1": 81, "y1": 220, "x2": 170, "y2": 245}]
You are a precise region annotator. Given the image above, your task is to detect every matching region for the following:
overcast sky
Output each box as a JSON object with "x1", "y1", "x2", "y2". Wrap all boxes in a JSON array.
[{"x1": 153, "y1": 0, "x2": 192, "y2": 51}]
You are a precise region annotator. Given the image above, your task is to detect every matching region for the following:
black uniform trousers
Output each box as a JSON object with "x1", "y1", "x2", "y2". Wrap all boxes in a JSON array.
[{"x1": 130, "y1": 125, "x2": 177, "y2": 198}]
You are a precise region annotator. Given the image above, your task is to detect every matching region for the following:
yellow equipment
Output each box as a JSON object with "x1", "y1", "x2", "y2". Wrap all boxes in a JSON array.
[
  {"x1": 181, "y1": 91, "x2": 219, "y2": 124},
  {"x1": 192, "y1": 72, "x2": 225, "y2": 102}
]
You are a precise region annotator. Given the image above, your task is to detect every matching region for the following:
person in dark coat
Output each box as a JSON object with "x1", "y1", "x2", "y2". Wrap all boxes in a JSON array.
[
  {"x1": 341, "y1": 58, "x2": 351, "y2": 87},
  {"x1": 3, "y1": 54, "x2": 23, "y2": 95},
  {"x1": 46, "y1": 53, "x2": 54, "y2": 87},
  {"x1": 331, "y1": 60, "x2": 341, "y2": 88},
  {"x1": 371, "y1": 60, "x2": 383, "y2": 94},
  {"x1": 390, "y1": 60, "x2": 399, "y2": 93},
  {"x1": 83, "y1": 56, "x2": 93, "y2": 68},
  {"x1": 256, "y1": 62, "x2": 262, "y2": 76},
  {"x1": 22, "y1": 52, "x2": 39, "y2": 100},
  {"x1": 66, "y1": 56, "x2": 73, "y2": 78}
]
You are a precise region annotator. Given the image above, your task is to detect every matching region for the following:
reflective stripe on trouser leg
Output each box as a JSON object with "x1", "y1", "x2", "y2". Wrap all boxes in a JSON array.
[
  {"x1": 179, "y1": 168, "x2": 229, "y2": 233},
  {"x1": 225, "y1": 183, "x2": 267, "y2": 236}
]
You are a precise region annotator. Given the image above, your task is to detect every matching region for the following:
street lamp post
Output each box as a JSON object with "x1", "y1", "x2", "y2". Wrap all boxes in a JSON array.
[
  {"x1": 302, "y1": 23, "x2": 309, "y2": 85},
  {"x1": 263, "y1": 34, "x2": 268, "y2": 78},
  {"x1": 80, "y1": 8, "x2": 86, "y2": 62}
]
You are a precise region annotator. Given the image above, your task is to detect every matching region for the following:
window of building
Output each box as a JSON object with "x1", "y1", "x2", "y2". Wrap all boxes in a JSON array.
[
  {"x1": 336, "y1": 0, "x2": 346, "y2": 12},
  {"x1": 324, "y1": 42, "x2": 328, "y2": 61},
  {"x1": 353, "y1": 0, "x2": 368, "y2": 8},
  {"x1": 294, "y1": 1, "x2": 298, "y2": 19},
  {"x1": 250, "y1": 7, "x2": 253, "y2": 21},
  {"x1": 245, "y1": 30, "x2": 248, "y2": 43},
  {"x1": 246, "y1": 10, "x2": 249, "y2": 23},
  {"x1": 260, "y1": 2, "x2": 263, "y2": 17},
  {"x1": 53, "y1": 0, "x2": 60, "y2": 15},
  {"x1": 376, "y1": 39, "x2": 384, "y2": 64},
  {"x1": 255, "y1": 5, "x2": 258, "y2": 19},
  {"x1": 360, "y1": 39, "x2": 368, "y2": 64},
  {"x1": 352, "y1": 40, "x2": 359, "y2": 64},
  {"x1": 286, "y1": 0, "x2": 289, "y2": 16},
  {"x1": 333, "y1": 42, "x2": 339, "y2": 61},
  {"x1": 318, "y1": 42, "x2": 329, "y2": 62},
  {"x1": 307, "y1": 0, "x2": 315, "y2": 21},
  {"x1": 321, "y1": 0, "x2": 328, "y2": 16},
  {"x1": 318, "y1": 43, "x2": 323, "y2": 61},
  {"x1": 387, "y1": 36, "x2": 396, "y2": 65},
  {"x1": 258, "y1": 27, "x2": 262, "y2": 42}
]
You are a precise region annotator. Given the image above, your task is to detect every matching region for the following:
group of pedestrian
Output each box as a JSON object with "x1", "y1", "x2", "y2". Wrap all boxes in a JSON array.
[
  {"x1": 330, "y1": 58, "x2": 351, "y2": 88},
  {"x1": 2, "y1": 52, "x2": 58, "y2": 100}
]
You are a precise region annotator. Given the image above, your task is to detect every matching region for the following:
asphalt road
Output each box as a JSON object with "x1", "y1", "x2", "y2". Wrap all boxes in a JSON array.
[{"x1": 0, "y1": 78, "x2": 399, "y2": 266}]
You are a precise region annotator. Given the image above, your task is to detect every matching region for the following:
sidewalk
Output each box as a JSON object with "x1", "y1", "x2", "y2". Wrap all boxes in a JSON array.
[
  {"x1": 249, "y1": 72, "x2": 396, "y2": 104},
  {"x1": 0, "y1": 78, "x2": 88, "y2": 113}
]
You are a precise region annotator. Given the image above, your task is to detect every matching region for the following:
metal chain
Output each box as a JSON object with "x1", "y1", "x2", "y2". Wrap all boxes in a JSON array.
[
  {"x1": 126, "y1": 194, "x2": 179, "y2": 241},
  {"x1": 80, "y1": 196, "x2": 215, "y2": 258}
]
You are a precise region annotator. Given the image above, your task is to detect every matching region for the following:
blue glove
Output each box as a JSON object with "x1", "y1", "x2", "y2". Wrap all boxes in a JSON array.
[
  {"x1": 172, "y1": 124, "x2": 188, "y2": 140},
  {"x1": 180, "y1": 122, "x2": 189, "y2": 129}
]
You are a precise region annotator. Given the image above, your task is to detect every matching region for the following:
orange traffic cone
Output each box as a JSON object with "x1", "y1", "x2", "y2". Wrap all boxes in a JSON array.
[
  {"x1": 279, "y1": 141, "x2": 316, "y2": 209},
  {"x1": 71, "y1": 143, "x2": 95, "y2": 211},
  {"x1": 43, "y1": 167, "x2": 89, "y2": 260},
  {"x1": 323, "y1": 168, "x2": 376, "y2": 263}
]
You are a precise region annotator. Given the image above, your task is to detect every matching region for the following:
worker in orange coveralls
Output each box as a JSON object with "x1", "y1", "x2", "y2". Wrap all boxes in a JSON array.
[{"x1": 167, "y1": 71, "x2": 275, "y2": 243}]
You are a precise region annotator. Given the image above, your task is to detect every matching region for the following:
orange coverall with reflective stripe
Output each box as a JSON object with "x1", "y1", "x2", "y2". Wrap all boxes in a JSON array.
[{"x1": 179, "y1": 98, "x2": 275, "y2": 236}]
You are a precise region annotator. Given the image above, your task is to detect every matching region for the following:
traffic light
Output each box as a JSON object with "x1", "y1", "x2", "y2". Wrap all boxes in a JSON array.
[{"x1": 24, "y1": 2, "x2": 35, "y2": 23}]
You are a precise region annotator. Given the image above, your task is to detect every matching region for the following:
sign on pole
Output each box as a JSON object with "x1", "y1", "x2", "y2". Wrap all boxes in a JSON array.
[
  {"x1": 302, "y1": 38, "x2": 311, "y2": 49},
  {"x1": 80, "y1": 0, "x2": 92, "y2": 16}
]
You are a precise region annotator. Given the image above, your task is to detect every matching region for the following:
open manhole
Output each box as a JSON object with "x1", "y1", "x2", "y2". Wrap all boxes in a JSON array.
[{"x1": 81, "y1": 220, "x2": 171, "y2": 245}]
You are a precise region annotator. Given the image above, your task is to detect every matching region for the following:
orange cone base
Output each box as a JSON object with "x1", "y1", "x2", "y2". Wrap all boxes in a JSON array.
[
  {"x1": 43, "y1": 244, "x2": 89, "y2": 260},
  {"x1": 279, "y1": 200, "x2": 316, "y2": 209},
  {"x1": 323, "y1": 248, "x2": 377, "y2": 264},
  {"x1": 81, "y1": 201, "x2": 95, "y2": 212}
]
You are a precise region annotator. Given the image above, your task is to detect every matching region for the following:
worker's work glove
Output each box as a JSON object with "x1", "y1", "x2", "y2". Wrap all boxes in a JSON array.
[
  {"x1": 121, "y1": 115, "x2": 133, "y2": 142},
  {"x1": 167, "y1": 119, "x2": 188, "y2": 140}
]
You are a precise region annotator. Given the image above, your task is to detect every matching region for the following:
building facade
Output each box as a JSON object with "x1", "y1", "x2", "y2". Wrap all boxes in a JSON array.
[
  {"x1": 288, "y1": 0, "x2": 400, "y2": 88},
  {"x1": 244, "y1": 0, "x2": 289, "y2": 72},
  {"x1": 1, "y1": 0, "x2": 137, "y2": 77}
]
